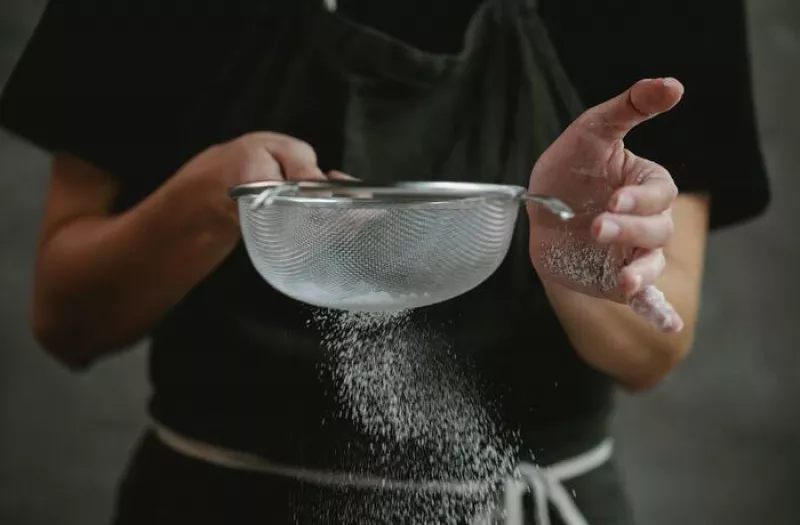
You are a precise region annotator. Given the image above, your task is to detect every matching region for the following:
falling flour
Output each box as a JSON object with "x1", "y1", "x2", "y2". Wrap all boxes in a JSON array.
[{"x1": 310, "y1": 307, "x2": 519, "y2": 524}]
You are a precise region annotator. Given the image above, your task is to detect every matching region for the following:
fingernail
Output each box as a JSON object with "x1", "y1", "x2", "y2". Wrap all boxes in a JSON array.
[
  {"x1": 613, "y1": 193, "x2": 635, "y2": 213},
  {"x1": 329, "y1": 170, "x2": 359, "y2": 180},
  {"x1": 596, "y1": 219, "x2": 620, "y2": 243},
  {"x1": 662, "y1": 77, "x2": 681, "y2": 88},
  {"x1": 670, "y1": 313, "x2": 685, "y2": 333}
]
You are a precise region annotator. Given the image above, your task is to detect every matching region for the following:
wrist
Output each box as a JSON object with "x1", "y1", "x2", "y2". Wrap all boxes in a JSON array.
[{"x1": 160, "y1": 172, "x2": 242, "y2": 253}]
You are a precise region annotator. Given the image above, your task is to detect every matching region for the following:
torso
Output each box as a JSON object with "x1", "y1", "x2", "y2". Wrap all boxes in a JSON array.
[{"x1": 142, "y1": 0, "x2": 614, "y2": 477}]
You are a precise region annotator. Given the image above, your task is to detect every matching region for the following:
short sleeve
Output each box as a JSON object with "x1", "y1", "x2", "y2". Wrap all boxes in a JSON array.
[
  {"x1": 3, "y1": 1, "x2": 161, "y2": 174},
  {"x1": 0, "y1": 0, "x2": 290, "y2": 182},
  {"x1": 540, "y1": 0, "x2": 770, "y2": 230}
]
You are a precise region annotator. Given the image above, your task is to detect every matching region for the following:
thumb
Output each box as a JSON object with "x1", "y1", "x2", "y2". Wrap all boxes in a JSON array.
[
  {"x1": 628, "y1": 285, "x2": 684, "y2": 333},
  {"x1": 581, "y1": 78, "x2": 685, "y2": 141}
]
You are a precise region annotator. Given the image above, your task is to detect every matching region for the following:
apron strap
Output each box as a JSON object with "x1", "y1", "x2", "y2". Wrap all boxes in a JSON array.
[{"x1": 154, "y1": 421, "x2": 611, "y2": 525}]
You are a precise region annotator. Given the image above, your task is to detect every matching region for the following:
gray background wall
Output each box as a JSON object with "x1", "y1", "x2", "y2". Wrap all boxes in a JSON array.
[{"x1": 1, "y1": 1, "x2": 797, "y2": 524}]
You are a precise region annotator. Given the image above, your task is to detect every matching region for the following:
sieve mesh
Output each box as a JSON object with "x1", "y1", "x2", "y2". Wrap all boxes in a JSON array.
[{"x1": 237, "y1": 186, "x2": 521, "y2": 312}]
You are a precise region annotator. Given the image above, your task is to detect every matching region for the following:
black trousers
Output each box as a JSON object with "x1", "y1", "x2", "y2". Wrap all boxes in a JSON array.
[{"x1": 111, "y1": 432, "x2": 635, "y2": 525}]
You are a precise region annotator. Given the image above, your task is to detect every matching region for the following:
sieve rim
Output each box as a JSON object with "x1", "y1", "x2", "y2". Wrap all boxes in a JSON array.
[{"x1": 228, "y1": 180, "x2": 527, "y2": 208}]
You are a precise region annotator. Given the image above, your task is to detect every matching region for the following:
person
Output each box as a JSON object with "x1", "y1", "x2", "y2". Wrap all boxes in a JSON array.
[{"x1": 0, "y1": 0, "x2": 769, "y2": 523}]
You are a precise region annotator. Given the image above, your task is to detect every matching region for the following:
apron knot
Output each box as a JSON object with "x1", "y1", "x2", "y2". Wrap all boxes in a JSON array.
[{"x1": 475, "y1": 439, "x2": 614, "y2": 525}]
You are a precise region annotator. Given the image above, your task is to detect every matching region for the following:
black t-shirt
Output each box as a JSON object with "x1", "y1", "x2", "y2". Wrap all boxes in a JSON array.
[{"x1": 0, "y1": 0, "x2": 769, "y2": 473}]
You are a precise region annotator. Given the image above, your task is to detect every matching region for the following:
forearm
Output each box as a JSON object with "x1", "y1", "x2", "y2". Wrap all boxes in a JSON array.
[
  {"x1": 542, "y1": 263, "x2": 701, "y2": 391},
  {"x1": 32, "y1": 178, "x2": 240, "y2": 367}
]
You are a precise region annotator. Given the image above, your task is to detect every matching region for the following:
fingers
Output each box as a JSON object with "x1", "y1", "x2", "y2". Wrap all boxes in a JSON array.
[
  {"x1": 592, "y1": 210, "x2": 674, "y2": 249},
  {"x1": 244, "y1": 132, "x2": 326, "y2": 181},
  {"x1": 609, "y1": 157, "x2": 678, "y2": 215},
  {"x1": 580, "y1": 78, "x2": 684, "y2": 141},
  {"x1": 628, "y1": 285, "x2": 684, "y2": 333},
  {"x1": 268, "y1": 138, "x2": 327, "y2": 181},
  {"x1": 239, "y1": 133, "x2": 364, "y2": 184},
  {"x1": 620, "y1": 251, "x2": 684, "y2": 333},
  {"x1": 618, "y1": 249, "x2": 665, "y2": 297},
  {"x1": 248, "y1": 149, "x2": 283, "y2": 181}
]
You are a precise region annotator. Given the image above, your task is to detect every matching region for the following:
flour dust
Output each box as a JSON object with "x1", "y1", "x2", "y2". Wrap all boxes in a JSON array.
[
  {"x1": 289, "y1": 281, "x2": 432, "y2": 312},
  {"x1": 539, "y1": 230, "x2": 621, "y2": 294},
  {"x1": 309, "y1": 308, "x2": 519, "y2": 524},
  {"x1": 629, "y1": 285, "x2": 683, "y2": 333},
  {"x1": 540, "y1": 230, "x2": 682, "y2": 333}
]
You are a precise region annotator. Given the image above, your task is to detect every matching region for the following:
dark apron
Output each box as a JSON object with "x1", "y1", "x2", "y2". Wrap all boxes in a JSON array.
[
  {"x1": 125, "y1": 0, "x2": 635, "y2": 524},
  {"x1": 324, "y1": 0, "x2": 582, "y2": 188}
]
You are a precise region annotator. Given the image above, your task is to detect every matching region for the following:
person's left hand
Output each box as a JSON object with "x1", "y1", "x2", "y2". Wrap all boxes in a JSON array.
[{"x1": 528, "y1": 78, "x2": 685, "y2": 333}]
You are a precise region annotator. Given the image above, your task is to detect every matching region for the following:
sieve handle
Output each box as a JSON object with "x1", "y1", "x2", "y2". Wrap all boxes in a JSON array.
[{"x1": 519, "y1": 193, "x2": 575, "y2": 221}]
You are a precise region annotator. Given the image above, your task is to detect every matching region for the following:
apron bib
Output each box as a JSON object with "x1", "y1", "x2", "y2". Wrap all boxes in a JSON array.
[
  {"x1": 311, "y1": 0, "x2": 585, "y2": 309},
  {"x1": 317, "y1": 0, "x2": 583, "y2": 188}
]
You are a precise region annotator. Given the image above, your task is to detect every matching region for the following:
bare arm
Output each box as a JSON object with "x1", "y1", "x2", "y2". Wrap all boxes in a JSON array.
[
  {"x1": 542, "y1": 194, "x2": 710, "y2": 391},
  {"x1": 31, "y1": 133, "x2": 326, "y2": 369},
  {"x1": 31, "y1": 153, "x2": 237, "y2": 368}
]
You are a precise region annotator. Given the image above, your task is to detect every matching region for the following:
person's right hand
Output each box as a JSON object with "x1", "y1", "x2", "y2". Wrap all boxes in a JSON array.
[{"x1": 170, "y1": 131, "x2": 346, "y2": 229}]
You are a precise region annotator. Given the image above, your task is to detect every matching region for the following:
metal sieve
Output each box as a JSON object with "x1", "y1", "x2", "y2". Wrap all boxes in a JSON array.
[{"x1": 229, "y1": 181, "x2": 573, "y2": 312}]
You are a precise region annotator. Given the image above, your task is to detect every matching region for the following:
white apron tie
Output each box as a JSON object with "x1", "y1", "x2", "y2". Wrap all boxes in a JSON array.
[{"x1": 153, "y1": 422, "x2": 611, "y2": 525}]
